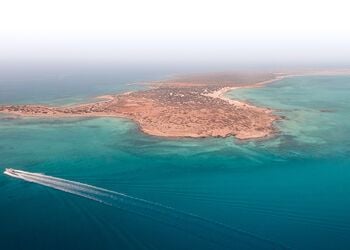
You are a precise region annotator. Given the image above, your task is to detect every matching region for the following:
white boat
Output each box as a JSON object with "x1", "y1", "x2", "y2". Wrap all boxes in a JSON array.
[{"x1": 4, "y1": 168, "x2": 19, "y2": 177}]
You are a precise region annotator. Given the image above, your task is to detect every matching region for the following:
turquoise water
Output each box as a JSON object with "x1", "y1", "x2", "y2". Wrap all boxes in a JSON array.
[{"x1": 1, "y1": 75, "x2": 350, "y2": 249}]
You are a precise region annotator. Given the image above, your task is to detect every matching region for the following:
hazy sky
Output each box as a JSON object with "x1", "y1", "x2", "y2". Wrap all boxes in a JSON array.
[{"x1": 1, "y1": 0, "x2": 350, "y2": 66}]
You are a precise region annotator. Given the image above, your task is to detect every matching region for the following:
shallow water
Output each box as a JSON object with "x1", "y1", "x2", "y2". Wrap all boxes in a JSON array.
[{"x1": 1, "y1": 74, "x2": 350, "y2": 249}]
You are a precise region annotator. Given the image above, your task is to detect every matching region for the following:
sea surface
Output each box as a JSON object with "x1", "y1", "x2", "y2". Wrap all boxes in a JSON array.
[{"x1": 1, "y1": 72, "x2": 350, "y2": 250}]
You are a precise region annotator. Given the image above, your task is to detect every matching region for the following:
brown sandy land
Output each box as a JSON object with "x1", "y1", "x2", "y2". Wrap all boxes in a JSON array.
[
  {"x1": 154, "y1": 71, "x2": 276, "y2": 86},
  {"x1": 3, "y1": 69, "x2": 345, "y2": 140}
]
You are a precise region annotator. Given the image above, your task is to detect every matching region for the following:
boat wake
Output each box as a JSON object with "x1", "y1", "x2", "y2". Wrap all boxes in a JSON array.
[{"x1": 4, "y1": 168, "x2": 287, "y2": 250}]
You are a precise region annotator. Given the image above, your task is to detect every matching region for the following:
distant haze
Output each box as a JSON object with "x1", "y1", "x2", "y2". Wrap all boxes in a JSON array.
[{"x1": 1, "y1": 0, "x2": 350, "y2": 67}]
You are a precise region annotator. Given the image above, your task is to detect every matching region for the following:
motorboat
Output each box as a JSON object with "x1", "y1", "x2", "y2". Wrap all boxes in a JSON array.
[{"x1": 4, "y1": 168, "x2": 19, "y2": 177}]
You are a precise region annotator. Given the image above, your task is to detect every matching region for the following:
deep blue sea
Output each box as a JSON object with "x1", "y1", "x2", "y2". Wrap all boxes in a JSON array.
[{"x1": 1, "y1": 70, "x2": 350, "y2": 250}]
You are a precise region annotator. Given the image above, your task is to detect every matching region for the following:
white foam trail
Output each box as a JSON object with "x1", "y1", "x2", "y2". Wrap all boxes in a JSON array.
[{"x1": 4, "y1": 169, "x2": 288, "y2": 250}]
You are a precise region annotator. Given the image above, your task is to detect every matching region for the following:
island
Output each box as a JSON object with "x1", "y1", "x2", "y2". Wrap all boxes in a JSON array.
[{"x1": 0, "y1": 71, "x2": 288, "y2": 140}]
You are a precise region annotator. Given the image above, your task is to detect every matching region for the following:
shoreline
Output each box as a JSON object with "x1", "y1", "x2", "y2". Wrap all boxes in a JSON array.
[
  {"x1": 1, "y1": 70, "x2": 349, "y2": 140},
  {"x1": 203, "y1": 75, "x2": 286, "y2": 110},
  {"x1": 213, "y1": 68, "x2": 350, "y2": 111}
]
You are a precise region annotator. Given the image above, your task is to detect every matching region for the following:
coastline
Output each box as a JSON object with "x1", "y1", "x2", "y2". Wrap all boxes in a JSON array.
[
  {"x1": 2, "y1": 70, "x2": 348, "y2": 140},
  {"x1": 203, "y1": 75, "x2": 286, "y2": 109},
  {"x1": 213, "y1": 68, "x2": 350, "y2": 111}
]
